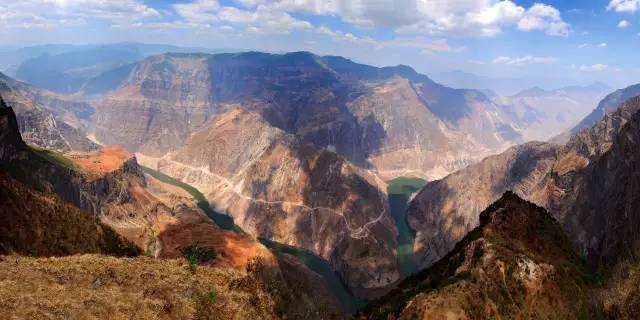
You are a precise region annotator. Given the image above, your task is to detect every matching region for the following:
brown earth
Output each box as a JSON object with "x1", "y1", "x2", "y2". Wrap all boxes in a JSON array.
[{"x1": 68, "y1": 145, "x2": 131, "y2": 173}]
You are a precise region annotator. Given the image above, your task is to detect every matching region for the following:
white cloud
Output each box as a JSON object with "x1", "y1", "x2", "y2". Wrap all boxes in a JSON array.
[
  {"x1": 174, "y1": 0, "x2": 220, "y2": 24},
  {"x1": 618, "y1": 20, "x2": 631, "y2": 28},
  {"x1": 492, "y1": 55, "x2": 557, "y2": 65},
  {"x1": 0, "y1": 0, "x2": 159, "y2": 29},
  {"x1": 172, "y1": 0, "x2": 312, "y2": 34},
  {"x1": 608, "y1": 0, "x2": 640, "y2": 13},
  {"x1": 517, "y1": 3, "x2": 570, "y2": 36},
  {"x1": 223, "y1": 0, "x2": 570, "y2": 38},
  {"x1": 568, "y1": 8, "x2": 585, "y2": 14},
  {"x1": 579, "y1": 64, "x2": 609, "y2": 72},
  {"x1": 316, "y1": 25, "x2": 464, "y2": 53},
  {"x1": 598, "y1": 42, "x2": 608, "y2": 48}
]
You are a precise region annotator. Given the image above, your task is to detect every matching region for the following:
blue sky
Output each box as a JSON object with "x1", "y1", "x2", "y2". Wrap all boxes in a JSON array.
[{"x1": 1, "y1": 0, "x2": 639, "y2": 90}]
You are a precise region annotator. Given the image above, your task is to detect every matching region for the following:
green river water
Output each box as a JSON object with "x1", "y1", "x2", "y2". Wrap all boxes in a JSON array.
[
  {"x1": 142, "y1": 167, "x2": 427, "y2": 312},
  {"x1": 386, "y1": 177, "x2": 428, "y2": 277}
]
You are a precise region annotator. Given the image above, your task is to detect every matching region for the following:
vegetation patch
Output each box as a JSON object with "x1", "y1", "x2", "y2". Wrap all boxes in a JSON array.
[{"x1": 28, "y1": 145, "x2": 77, "y2": 170}]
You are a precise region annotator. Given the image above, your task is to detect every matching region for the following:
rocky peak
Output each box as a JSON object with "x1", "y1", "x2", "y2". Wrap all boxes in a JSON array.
[
  {"x1": 361, "y1": 193, "x2": 594, "y2": 319},
  {"x1": 513, "y1": 86, "x2": 550, "y2": 97}
]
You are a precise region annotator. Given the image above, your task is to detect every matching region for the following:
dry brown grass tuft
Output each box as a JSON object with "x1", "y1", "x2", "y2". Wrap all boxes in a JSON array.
[{"x1": 0, "y1": 255, "x2": 280, "y2": 320}]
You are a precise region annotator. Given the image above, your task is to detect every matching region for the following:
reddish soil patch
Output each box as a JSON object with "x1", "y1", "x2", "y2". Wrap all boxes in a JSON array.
[
  {"x1": 68, "y1": 146, "x2": 130, "y2": 173},
  {"x1": 157, "y1": 212, "x2": 272, "y2": 268}
]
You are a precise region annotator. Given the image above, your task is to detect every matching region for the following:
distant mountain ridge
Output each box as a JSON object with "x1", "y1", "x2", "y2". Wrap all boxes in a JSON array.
[
  {"x1": 10, "y1": 43, "x2": 248, "y2": 95},
  {"x1": 496, "y1": 81, "x2": 611, "y2": 142},
  {"x1": 95, "y1": 51, "x2": 520, "y2": 181}
]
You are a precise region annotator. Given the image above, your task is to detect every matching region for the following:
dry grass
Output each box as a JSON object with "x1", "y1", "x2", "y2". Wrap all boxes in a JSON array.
[
  {"x1": 0, "y1": 172, "x2": 139, "y2": 257},
  {"x1": 0, "y1": 255, "x2": 280, "y2": 320}
]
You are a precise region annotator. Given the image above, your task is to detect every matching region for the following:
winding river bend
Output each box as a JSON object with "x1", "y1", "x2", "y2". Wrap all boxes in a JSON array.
[
  {"x1": 386, "y1": 177, "x2": 428, "y2": 277},
  {"x1": 141, "y1": 166, "x2": 364, "y2": 313}
]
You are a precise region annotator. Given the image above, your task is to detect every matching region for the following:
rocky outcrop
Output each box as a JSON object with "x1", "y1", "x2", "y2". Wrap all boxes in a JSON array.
[
  {"x1": 407, "y1": 94, "x2": 640, "y2": 272},
  {"x1": 0, "y1": 72, "x2": 97, "y2": 151},
  {"x1": 339, "y1": 77, "x2": 487, "y2": 180},
  {"x1": 407, "y1": 141, "x2": 561, "y2": 267},
  {"x1": 361, "y1": 193, "x2": 597, "y2": 319},
  {"x1": 139, "y1": 109, "x2": 400, "y2": 298}
]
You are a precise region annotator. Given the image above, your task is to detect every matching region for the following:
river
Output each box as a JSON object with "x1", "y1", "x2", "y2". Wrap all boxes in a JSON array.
[
  {"x1": 386, "y1": 177, "x2": 428, "y2": 277},
  {"x1": 141, "y1": 166, "x2": 365, "y2": 313}
]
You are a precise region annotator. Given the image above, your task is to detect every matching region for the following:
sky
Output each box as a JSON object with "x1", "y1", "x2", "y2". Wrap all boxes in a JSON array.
[{"x1": 1, "y1": 0, "x2": 639, "y2": 90}]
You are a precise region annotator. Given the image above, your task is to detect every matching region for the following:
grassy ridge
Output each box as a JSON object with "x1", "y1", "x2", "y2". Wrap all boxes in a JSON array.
[{"x1": 28, "y1": 145, "x2": 77, "y2": 170}]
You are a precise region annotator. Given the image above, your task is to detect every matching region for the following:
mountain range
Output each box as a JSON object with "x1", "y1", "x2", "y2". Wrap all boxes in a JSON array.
[{"x1": 2, "y1": 45, "x2": 640, "y2": 319}]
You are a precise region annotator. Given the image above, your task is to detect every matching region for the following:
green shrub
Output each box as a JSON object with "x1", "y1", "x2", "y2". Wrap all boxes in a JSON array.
[{"x1": 186, "y1": 255, "x2": 198, "y2": 274}]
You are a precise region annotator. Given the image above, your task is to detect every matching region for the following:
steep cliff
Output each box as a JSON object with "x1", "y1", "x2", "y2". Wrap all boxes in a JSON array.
[
  {"x1": 407, "y1": 94, "x2": 640, "y2": 274},
  {"x1": 139, "y1": 109, "x2": 400, "y2": 297},
  {"x1": 0, "y1": 72, "x2": 97, "y2": 151},
  {"x1": 94, "y1": 51, "x2": 517, "y2": 180}
]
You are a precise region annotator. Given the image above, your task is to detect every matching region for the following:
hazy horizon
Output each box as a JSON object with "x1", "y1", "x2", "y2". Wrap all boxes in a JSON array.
[{"x1": 1, "y1": 0, "x2": 639, "y2": 92}]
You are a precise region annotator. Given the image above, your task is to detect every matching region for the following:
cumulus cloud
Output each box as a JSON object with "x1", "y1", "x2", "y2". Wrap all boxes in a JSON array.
[
  {"x1": 0, "y1": 0, "x2": 159, "y2": 29},
  {"x1": 608, "y1": 0, "x2": 640, "y2": 13},
  {"x1": 172, "y1": 0, "x2": 312, "y2": 34},
  {"x1": 618, "y1": 20, "x2": 631, "y2": 28},
  {"x1": 517, "y1": 3, "x2": 571, "y2": 36},
  {"x1": 492, "y1": 55, "x2": 557, "y2": 65},
  {"x1": 224, "y1": 0, "x2": 570, "y2": 38},
  {"x1": 0, "y1": 0, "x2": 571, "y2": 38}
]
